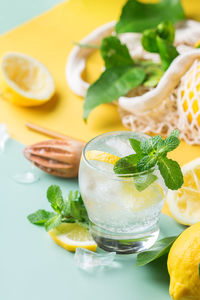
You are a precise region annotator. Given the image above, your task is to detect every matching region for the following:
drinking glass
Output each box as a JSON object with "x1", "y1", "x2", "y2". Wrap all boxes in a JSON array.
[{"x1": 79, "y1": 131, "x2": 167, "y2": 254}]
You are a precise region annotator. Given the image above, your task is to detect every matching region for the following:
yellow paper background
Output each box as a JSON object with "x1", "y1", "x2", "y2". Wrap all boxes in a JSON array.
[{"x1": 0, "y1": 0, "x2": 199, "y2": 168}]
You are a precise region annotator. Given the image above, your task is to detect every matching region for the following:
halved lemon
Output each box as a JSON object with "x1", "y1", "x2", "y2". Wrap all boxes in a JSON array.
[
  {"x1": 85, "y1": 150, "x2": 120, "y2": 165},
  {"x1": 167, "y1": 158, "x2": 200, "y2": 225},
  {"x1": 49, "y1": 223, "x2": 97, "y2": 252},
  {"x1": 0, "y1": 52, "x2": 55, "y2": 106}
]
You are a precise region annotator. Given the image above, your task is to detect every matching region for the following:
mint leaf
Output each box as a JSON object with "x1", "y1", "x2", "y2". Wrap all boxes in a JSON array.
[
  {"x1": 156, "y1": 36, "x2": 179, "y2": 70},
  {"x1": 83, "y1": 66, "x2": 146, "y2": 120},
  {"x1": 137, "y1": 155, "x2": 157, "y2": 171},
  {"x1": 129, "y1": 138, "x2": 142, "y2": 156},
  {"x1": 47, "y1": 185, "x2": 64, "y2": 213},
  {"x1": 114, "y1": 154, "x2": 140, "y2": 174},
  {"x1": 115, "y1": 0, "x2": 185, "y2": 34},
  {"x1": 68, "y1": 191, "x2": 89, "y2": 224},
  {"x1": 157, "y1": 136, "x2": 180, "y2": 156},
  {"x1": 136, "y1": 236, "x2": 177, "y2": 266},
  {"x1": 134, "y1": 173, "x2": 158, "y2": 192},
  {"x1": 140, "y1": 135, "x2": 163, "y2": 154},
  {"x1": 100, "y1": 36, "x2": 134, "y2": 69},
  {"x1": 158, "y1": 157, "x2": 183, "y2": 190},
  {"x1": 45, "y1": 215, "x2": 62, "y2": 232},
  {"x1": 27, "y1": 210, "x2": 56, "y2": 225}
]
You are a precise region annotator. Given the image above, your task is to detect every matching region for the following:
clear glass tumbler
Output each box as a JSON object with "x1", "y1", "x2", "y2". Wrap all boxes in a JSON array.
[{"x1": 79, "y1": 131, "x2": 167, "y2": 254}]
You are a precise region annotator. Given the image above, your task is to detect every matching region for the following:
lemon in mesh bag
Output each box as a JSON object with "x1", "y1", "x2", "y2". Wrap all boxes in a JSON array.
[{"x1": 177, "y1": 59, "x2": 200, "y2": 129}]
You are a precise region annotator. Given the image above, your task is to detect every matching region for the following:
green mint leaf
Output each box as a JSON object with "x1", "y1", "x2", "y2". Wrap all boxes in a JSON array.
[
  {"x1": 136, "y1": 236, "x2": 177, "y2": 266},
  {"x1": 169, "y1": 129, "x2": 179, "y2": 138},
  {"x1": 114, "y1": 154, "x2": 140, "y2": 174},
  {"x1": 134, "y1": 173, "x2": 158, "y2": 192},
  {"x1": 141, "y1": 135, "x2": 163, "y2": 154},
  {"x1": 45, "y1": 215, "x2": 62, "y2": 232},
  {"x1": 156, "y1": 36, "x2": 179, "y2": 70},
  {"x1": 68, "y1": 191, "x2": 89, "y2": 224},
  {"x1": 27, "y1": 210, "x2": 56, "y2": 225},
  {"x1": 157, "y1": 137, "x2": 180, "y2": 156},
  {"x1": 142, "y1": 29, "x2": 158, "y2": 53},
  {"x1": 137, "y1": 155, "x2": 157, "y2": 172},
  {"x1": 115, "y1": 0, "x2": 185, "y2": 34},
  {"x1": 100, "y1": 36, "x2": 134, "y2": 69},
  {"x1": 47, "y1": 185, "x2": 64, "y2": 213},
  {"x1": 156, "y1": 21, "x2": 175, "y2": 43},
  {"x1": 129, "y1": 138, "x2": 142, "y2": 156},
  {"x1": 158, "y1": 157, "x2": 183, "y2": 190},
  {"x1": 83, "y1": 66, "x2": 146, "y2": 120}
]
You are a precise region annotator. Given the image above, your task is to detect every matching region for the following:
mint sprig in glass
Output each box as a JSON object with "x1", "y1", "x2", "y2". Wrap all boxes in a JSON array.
[{"x1": 114, "y1": 130, "x2": 183, "y2": 191}]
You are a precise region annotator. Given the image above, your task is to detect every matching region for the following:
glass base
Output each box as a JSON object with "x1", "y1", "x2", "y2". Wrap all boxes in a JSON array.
[{"x1": 90, "y1": 222, "x2": 159, "y2": 254}]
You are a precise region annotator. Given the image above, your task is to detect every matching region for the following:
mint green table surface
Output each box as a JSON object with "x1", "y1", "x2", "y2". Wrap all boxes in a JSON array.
[
  {"x1": 0, "y1": 139, "x2": 185, "y2": 300},
  {"x1": 0, "y1": 2, "x2": 185, "y2": 299}
]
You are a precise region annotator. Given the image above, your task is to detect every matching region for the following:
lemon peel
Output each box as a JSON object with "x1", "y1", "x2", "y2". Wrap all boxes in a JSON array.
[
  {"x1": 85, "y1": 150, "x2": 120, "y2": 165},
  {"x1": 168, "y1": 222, "x2": 200, "y2": 300},
  {"x1": 49, "y1": 223, "x2": 97, "y2": 252},
  {"x1": 167, "y1": 158, "x2": 200, "y2": 225},
  {"x1": 0, "y1": 52, "x2": 55, "y2": 107}
]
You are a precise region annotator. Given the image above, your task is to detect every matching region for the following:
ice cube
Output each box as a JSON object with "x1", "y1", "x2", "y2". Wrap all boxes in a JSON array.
[
  {"x1": 12, "y1": 164, "x2": 40, "y2": 184},
  {"x1": 74, "y1": 248, "x2": 116, "y2": 271},
  {"x1": 0, "y1": 124, "x2": 9, "y2": 153},
  {"x1": 105, "y1": 137, "x2": 133, "y2": 157}
]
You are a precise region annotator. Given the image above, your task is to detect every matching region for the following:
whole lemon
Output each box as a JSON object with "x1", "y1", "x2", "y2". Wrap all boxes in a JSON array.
[{"x1": 167, "y1": 222, "x2": 200, "y2": 300}]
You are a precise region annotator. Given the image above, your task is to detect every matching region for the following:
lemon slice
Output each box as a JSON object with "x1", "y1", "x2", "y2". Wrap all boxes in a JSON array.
[
  {"x1": 167, "y1": 158, "x2": 200, "y2": 225},
  {"x1": 85, "y1": 150, "x2": 120, "y2": 165},
  {"x1": 49, "y1": 223, "x2": 97, "y2": 252},
  {"x1": 0, "y1": 52, "x2": 55, "y2": 107}
]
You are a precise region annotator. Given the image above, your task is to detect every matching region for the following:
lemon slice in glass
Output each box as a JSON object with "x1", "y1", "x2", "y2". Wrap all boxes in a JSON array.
[
  {"x1": 0, "y1": 52, "x2": 55, "y2": 106},
  {"x1": 167, "y1": 158, "x2": 200, "y2": 225},
  {"x1": 49, "y1": 223, "x2": 97, "y2": 252}
]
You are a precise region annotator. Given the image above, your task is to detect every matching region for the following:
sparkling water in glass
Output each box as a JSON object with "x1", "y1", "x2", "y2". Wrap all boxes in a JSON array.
[{"x1": 79, "y1": 131, "x2": 167, "y2": 254}]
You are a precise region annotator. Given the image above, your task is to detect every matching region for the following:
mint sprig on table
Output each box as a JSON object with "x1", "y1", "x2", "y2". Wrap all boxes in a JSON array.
[
  {"x1": 27, "y1": 185, "x2": 89, "y2": 231},
  {"x1": 82, "y1": 0, "x2": 185, "y2": 120},
  {"x1": 114, "y1": 130, "x2": 184, "y2": 191}
]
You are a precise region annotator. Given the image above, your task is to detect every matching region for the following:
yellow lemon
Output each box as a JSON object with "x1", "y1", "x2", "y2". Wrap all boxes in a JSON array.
[
  {"x1": 49, "y1": 223, "x2": 97, "y2": 252},
  {"x1": 177, "y1": 59, "x2": 200, "y2": 128},
  {"x1": 85, "y1": 150, "x2": 120, "y2": 165},
  {"x1": 0, "y1": 52, "x2": 55, "y2": 106},
  {"x1": 167, "y1": 158, "x2": 200, "y2": 225},
  {"x1": 167, "y1": 222, "x2": 200, "y2": 300},
  {"x1": 122, "y1": 180, "x2": 164, "y2": 212}
]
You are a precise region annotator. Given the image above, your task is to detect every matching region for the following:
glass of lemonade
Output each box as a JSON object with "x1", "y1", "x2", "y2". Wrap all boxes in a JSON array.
[{"x1": 79, "y1": 131, "x2": 167, "y2": 254}]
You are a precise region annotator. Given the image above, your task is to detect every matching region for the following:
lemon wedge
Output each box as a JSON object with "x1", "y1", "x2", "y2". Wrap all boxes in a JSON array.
[
  {"x1": 167, "y1": 158, "x2": 200, "y2": 225},
  {"x1": 0, "y1": 52, "x2": 55, "y2": 106},
  {"x1": 49, "y1": 223, "x2": 97, "y2": 252},
  {"x1": 85, "y1": 150, "x2": 120, "y2": 165}
]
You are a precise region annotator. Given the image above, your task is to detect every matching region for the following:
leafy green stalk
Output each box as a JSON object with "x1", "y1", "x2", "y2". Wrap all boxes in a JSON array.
[{"x1": 27, "y1": 185, "x2": 89, "y2": 232}]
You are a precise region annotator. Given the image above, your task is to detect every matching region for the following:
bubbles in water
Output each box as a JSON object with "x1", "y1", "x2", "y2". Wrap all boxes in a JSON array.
[
  {"x1": 74, "y1": 248, "x2": 116, "y2": 271},
  {"x1": 0, "y1": 124, "x2": 10, "y2": 153}
]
